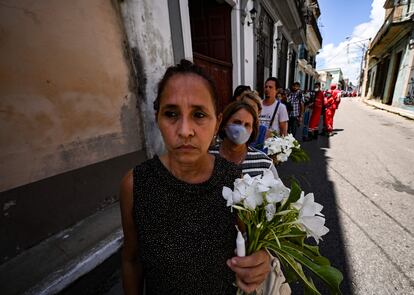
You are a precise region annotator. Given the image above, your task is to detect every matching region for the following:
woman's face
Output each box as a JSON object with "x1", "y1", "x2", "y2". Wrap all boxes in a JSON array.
[
  {"x1": 226, "y1": 108, "x2": 254, "y2": 140},
  {"x1": 157, "y1": 74, "x2": 218, "y2": 164}
]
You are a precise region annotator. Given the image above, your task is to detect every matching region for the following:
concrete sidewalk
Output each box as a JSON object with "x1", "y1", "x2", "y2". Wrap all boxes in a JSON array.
[
  {"x1": 362, "y1": 97, "x2": 414, "y2": 120},
  {"x1": 0, "y1": 203, "x2": 122, "y2": 295}
]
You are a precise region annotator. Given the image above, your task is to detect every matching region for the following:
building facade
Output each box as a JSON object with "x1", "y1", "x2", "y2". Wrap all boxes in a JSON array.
[
  {"x1": 0, "y1": 0, "x2": 323, "y2": 268},
  {"x1": 317, "y1": 68, "x2": 344, "y2": 90},
  {"x1": 361, "y1": 0, "x2": 414, "y2": 111},
  {"x1": 0, "y1": 0, "x2": 146, "y2": 264}
]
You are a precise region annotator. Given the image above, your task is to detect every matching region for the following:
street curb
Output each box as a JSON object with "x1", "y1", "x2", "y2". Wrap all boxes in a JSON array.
[
  {"x1": 0, "y1": 203, "x2": 123, "y2": 295},
  {"x1": 362, "y1": 98, "x2": 414, "y2": 120},
  {"x1": 26, "y1": 229, "x2": 123, "y2": 295}
]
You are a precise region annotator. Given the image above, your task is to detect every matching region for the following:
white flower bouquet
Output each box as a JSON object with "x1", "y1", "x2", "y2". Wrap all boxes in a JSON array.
[
  {"x1": 223, "y1": 170, "x2": 343, "y2": 294},
  {"x1": 264, "y1": 133, "x2": 309, "y2": 164}
]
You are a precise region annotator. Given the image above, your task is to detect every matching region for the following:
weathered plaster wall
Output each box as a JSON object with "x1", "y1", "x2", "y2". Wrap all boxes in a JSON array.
[
  {"x1": 0, "y1": 0, "x2": 143, "y2": 192},
  {"x1": 243, "y1": 0, "x2": 255, "y2": 88},
  {"x1": 119, "y1": 0, "x2": 174, "y2": 157},
  {"x1": 392, "y1": 37, "x2": 414, "y2": 109}
]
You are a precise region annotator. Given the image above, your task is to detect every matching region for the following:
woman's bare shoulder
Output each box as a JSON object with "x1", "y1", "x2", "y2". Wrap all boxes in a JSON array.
[{"x1": 120, "y1": 169, "x2": 134, "y2": 203}]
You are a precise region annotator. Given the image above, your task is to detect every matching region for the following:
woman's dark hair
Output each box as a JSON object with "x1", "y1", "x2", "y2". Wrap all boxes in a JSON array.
[
  {"x1": 154, "y1": 59, "x2": 219, "y2": 113},
  {"x1": 232, "y1": 85, "x2": 251, "y2": 101},
  {"x1": 218, "y1": 101, "x2": 259, "y2": 145}
]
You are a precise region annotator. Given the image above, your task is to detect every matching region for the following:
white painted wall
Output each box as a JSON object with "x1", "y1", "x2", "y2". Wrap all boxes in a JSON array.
[
  {"x1": 120, "y1": 0, "x2": 175, "y2": 157},
  {"x1": 0, "y1": 0, "x2": 143, "y2": 192},
  {"x1": 244, "y1": 28, "x2": 255, "y2": 89},
  {"x1": 392, "y1": 41, "x2": 410, "y2": 107},
  {"x1": 272, "y1": 24, "x2": 279, "y2": 77},
  {"x1": 179, "y1": 0, "x2": 193, "y2": 60},
  {"x1": 231, "y1": 2, "x2": 242, "y2": 88}
]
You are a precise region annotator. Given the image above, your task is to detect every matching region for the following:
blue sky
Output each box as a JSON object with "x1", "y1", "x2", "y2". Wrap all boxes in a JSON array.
[
  {"x1": 316, "y1": 0, "x2": 385, "y2": 84},
  {"x1": 318, "y1": 0, "x2": 372, "y2": 46}
]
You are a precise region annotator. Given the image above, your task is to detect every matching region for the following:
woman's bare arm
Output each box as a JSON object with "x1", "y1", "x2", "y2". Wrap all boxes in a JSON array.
[{"x1": 120, "y1": 170, "x2": 144, "y2": 295}]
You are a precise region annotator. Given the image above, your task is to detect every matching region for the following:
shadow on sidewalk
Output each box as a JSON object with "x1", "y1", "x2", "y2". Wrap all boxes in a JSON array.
[{"x1": 277, "y1": 132, "x2": 353, "y2": 294}]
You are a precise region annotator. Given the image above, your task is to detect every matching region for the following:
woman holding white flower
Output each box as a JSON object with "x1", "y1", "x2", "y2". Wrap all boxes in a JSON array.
[
  {"x1": 119, "y1": 60, "x2": 271, "y2": 295},
  {"x1": 210, "y1": 101, "x2": 279, "y2": 179}
]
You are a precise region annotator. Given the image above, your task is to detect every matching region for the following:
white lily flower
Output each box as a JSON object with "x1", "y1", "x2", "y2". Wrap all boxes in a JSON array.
[
  {"x1": 276, "y1": 152, "x2": 289, "y2": 162},
  {"x1": 293, "y1": 192, "x2": 329, "y2": 243},
  {"x1": 222, "y1": 186, "x2": 234, "y2": 207},
  {"x1": 232, "y1": 189, "x2": 243, "y2": 204},
  {"x1": 265, "y1": 137, "x2": 283, "y2": 155},
  {"x1": 257, "y1": 170, "x2": 278, "y2": 192},
  {"x1": 284, "y1": 148, "x2": 292, "y2": 157},
  {"x1": 284, "y1": 134, "x2": 296, "y2": 146},
  {"x1": 243, "y1": 185, "x2": 263, "y2": 210},
  {"x1": 265, "y1": 203, "x2": 276, "y2": 221},
  {"x1": 232, "y1": 177, "x2": 263, "y2": 210},
  {"x1": 266, "y1": 178, "x2": 290, "y2": 203},
  {"x1": 300, "y1": 216, "x2": 329, "y2": 244},
  {"x1": 293, "y1": 192, "x2": 324, "y2": 217}
]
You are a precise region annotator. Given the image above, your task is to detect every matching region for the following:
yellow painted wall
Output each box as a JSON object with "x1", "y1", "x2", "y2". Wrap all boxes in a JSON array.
[{"x1": 0, "y1": 0, "x2": 143, "y2": 192}]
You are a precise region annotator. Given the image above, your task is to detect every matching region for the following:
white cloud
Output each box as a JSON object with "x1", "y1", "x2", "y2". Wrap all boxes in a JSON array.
[{"x1": 317, "y1": 0, "x2": 385, "y2": 85}]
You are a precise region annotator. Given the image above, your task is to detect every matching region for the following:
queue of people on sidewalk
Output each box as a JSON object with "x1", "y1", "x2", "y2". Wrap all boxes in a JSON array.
[
  {"x1": 119, "y1": 59, "x2": 339, "y2": 294},
  {"x1": 233, "y1": 78, "x2": 342, "y2": 147}
]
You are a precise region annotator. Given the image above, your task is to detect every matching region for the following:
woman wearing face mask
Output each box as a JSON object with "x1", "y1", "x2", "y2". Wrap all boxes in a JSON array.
[
  {"x1": 210, "y1": 101, "x2": 278, "y2": 178},
  {"x1": 238, "y1": 91, "x2": 267, "y2": 152}
]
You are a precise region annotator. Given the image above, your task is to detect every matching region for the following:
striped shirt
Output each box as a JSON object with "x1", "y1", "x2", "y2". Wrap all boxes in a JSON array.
[{"x1": 209, "y1": 145, "x2": 278, "y2": 178}]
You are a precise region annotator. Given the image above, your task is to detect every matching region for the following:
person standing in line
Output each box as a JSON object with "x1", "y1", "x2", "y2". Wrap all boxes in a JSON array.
[
  {"x1": 119, "y1": 60, "x2": 271, "y2": 295},
  {"x1": 209, "y1": 101, "x2": 292, "y2": 294},
  {"x1": 308, "y1": 82, "x2": 324, "y2": 140},
  {"x1": 209, "y1": 101, "x2": 279, "y2": 178},
  {"x1": 301, "y1": 89, "x2": 313, "y2": 141},
  {"x1": 286, "y1": 82, "x2": 304, "y2": 137},
  {"x1": 323, "y1": 83, "x2": 341, "y2": 136},
  {"x1": 231, "y1": 85, "x2": 251, "y2": 102},
  {"x1": 238, "y1": 90, "x2": 267, "y2": 150},
  {"x1": 258, "y1": 77, "x2": 288, "y2": 138},
  {"x1": 277, "y1": 88, "x2": 288, "y2": 105}
]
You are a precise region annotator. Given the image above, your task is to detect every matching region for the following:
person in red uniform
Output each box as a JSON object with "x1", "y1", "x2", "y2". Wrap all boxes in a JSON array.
[
  {"x1": 323, "y1": 83, "x2": 341, "y2": 136},
  {"x1": 308, "y1": 82, "x2": 324, "y2": 140}
]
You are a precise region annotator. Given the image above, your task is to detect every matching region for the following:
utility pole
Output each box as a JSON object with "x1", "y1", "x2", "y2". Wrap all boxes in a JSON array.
[{"x1": 344, "y1": 37, "x2": 371, "y2": 93}]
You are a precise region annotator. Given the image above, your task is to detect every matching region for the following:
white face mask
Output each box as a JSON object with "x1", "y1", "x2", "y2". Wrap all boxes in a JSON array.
[
  {"x1": 315, "y1": 87, "x2": 320, "y2": 91},
  {"x1": 225, "y1": 124, "x2": 252, "y2": 145}
]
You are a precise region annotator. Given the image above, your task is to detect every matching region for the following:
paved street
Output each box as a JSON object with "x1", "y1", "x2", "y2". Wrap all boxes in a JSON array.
[
  {"x1": 278, "y1": 97, "x2": 414, "y2": 294},
  {"x1": 61, "y1": 98, "x2": 414, "y2": 295}
]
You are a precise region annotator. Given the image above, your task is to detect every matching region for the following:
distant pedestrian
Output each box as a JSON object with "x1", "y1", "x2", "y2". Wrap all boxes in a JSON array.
[
  {"x1": 277, "y1": 88, "x2": 288, "y2": 105},
  {"x1": 286, "y1": 82, "x2": 304, "y2": 137},
  {"x1": 308, "y1": 82, "x2": 324, "y2": 139},
  {"x1": 232, "y1": 85, "x2": 251, "y2": 102},
  {"x1": 301, "y1": 90, "x2": 313, "y2": 141},
  {"x1": 259, "y1": 77, "x2": 288, "y2": 138},
  {"x1": 239, "y1": 90, "x2": 263, "y2": 116},
  {"x1": 323, "y1": 83, "x2": 341, "y2": 136}
]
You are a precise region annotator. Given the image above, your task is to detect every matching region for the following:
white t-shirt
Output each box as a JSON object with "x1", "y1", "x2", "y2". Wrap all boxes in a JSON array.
[{"x1": 259, "y1": 100, "x2": 289, "y2": 134}]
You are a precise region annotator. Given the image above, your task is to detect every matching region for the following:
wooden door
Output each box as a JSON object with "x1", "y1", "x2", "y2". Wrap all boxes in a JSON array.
[{"x1": 189, "y1": 0, "x2": 232, "y2": 112}]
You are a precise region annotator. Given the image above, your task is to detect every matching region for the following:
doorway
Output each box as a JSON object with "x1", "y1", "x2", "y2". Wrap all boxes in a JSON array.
[
  {"x1": 386, "y1": 51, "x2": 403, "y2": 105},
  {"x1": 189, "y1": 0, "x2": 233, "y2": 112}
]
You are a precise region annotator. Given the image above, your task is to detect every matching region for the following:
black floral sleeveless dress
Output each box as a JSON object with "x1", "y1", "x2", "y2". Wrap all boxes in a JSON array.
[{"x1": 133, "y1": 155, "x2": 241, "y2": 295}]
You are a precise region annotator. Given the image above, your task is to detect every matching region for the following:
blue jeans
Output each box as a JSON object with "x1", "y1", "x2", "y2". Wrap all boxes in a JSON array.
[
  {"x1": 288, "y1": 116, "x2": 299, "y2": 137},
  {"x1": 302, "y1": 109, "x2": 311, "y2": 138}
]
